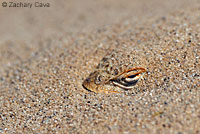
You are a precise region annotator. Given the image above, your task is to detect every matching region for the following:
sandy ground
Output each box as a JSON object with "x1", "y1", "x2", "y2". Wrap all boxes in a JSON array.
[{"x1": 0, "y1": 0, "x2": 200, "y2": 133}]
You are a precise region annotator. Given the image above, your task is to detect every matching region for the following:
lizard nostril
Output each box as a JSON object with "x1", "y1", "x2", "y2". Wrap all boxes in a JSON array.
[{"x1": 86, "y1": 78, "x2": 91, "y2": 83}]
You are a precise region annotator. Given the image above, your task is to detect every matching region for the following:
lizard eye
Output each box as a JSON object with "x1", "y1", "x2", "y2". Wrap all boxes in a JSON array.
[
  {"x1": 112, "y1": 67, "x2": 146, "y2": 90},
  {"x1": 95, "y1": 75, "x2": 103, "y2": 85}
]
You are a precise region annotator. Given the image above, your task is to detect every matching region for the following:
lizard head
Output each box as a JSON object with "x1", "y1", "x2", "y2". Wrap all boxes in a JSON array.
[{"x1": 82, "y1": 70, "x2": 111, "y2": 93}]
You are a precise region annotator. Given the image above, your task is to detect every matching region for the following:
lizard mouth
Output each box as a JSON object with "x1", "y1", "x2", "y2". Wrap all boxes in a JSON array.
[
  {"x1": 82, "y1": 78, "x2": 91, "y2": 91},
  {"x1": 82, "y1": 83, "x2": 93, "y2": 92},
  {"x1": 82, "y1": 77, "x2": 99, "y2": 92}
]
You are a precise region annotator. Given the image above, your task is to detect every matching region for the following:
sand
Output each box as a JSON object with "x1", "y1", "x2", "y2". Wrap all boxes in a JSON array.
[{"x1": 0, "y1": 0, "x2": 200, "y2": 134}]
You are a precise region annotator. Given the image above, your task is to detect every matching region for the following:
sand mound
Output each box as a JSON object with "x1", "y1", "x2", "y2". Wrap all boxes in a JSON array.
[{"x1": 0, "y1": 1, "x2": 199, "y2": 133}]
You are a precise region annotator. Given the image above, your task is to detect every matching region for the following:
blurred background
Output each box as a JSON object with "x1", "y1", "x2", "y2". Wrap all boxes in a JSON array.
[{"x1": 0, "y1": 0, "x2": 199, "y2": 43}]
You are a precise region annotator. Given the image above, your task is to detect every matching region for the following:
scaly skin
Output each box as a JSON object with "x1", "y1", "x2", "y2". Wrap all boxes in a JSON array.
[{"x1": 82, "y1": 49, "x2": 147, "y2": 93}]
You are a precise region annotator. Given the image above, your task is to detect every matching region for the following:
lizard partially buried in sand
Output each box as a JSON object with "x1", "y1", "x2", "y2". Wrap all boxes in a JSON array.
[{"x1": 82, "y1": 49, "x2": 147, "y2": 93}]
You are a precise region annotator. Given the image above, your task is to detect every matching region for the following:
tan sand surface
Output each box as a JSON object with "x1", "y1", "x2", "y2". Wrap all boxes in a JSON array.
[{"x1": 0, "y1": 0, "x2": 200, "y2": 133}]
